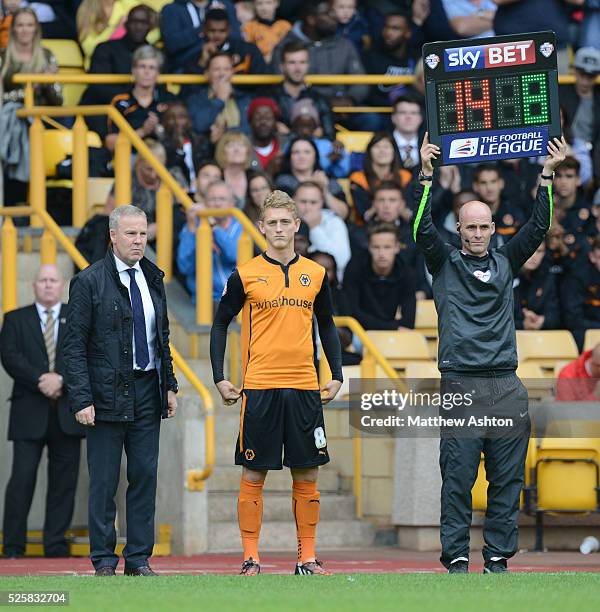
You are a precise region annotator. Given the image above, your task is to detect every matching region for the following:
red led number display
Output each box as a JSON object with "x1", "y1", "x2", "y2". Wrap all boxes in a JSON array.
[{"x1": 437, "y1": 72, "x2": 549, "y2": 134}]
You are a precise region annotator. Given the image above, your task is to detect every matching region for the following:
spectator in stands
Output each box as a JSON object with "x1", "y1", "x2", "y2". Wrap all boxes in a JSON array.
[
  {"x1": 332, "y1": 0, "x2": 369, "y2": 53},
  {"x1": 349, "y1": 132, "x2": 411, "y2": 223},
  {"x1": 471, "y1": 163, "x2": 526, "y2": 242},
  {"x1": 560, "y1": 105, "x2": 593, "y2": 188},
  {"x1": 294, "y1": 218, "x2": 311, "y2": 256},
  {"x1": 553, "y1": 157, "x2": 595, "y2": 247},
  {"x1": 562, "y1": 236, "x2": 600, "y2": 351},
  {"x1": 272, "y1": 40, "x2": 335, "y2": 140},
  {"x1": 275, "y1": 137, "x2": 349, "y2": 219},
  {"x1": 32, "y1": 1, "x2": 80, "y2": 40},
  {"x1": 160, "y1": 0, "x2": 240, "y2": 72},
  {"x1": 289, "y1": 99, "x2": 350, "y2": 179},
  {"x1": 363, "y1": 11, "x2": 419, "y2": 109},
  {"x1": 556, "y1": 343, "x2": 600, "y2": 401},
  {"x1": 185, "y1": 52, "x2": 252, "y2": 142},
  {"x1": 294, "y1": 180, "x2": 351, "y2": 280},
  {"x1": 77, "y1": 0, "x2": 158, "y2": 68},
  {"x1": 391, "y1": 95, "x2": 424, "y2": 173},
  {"x1": 243, "y1": 169, "x2": 274, "y2": 225},
  {"x1": 214, "y1": 130, "x2": 256, "y2": 207},
  {"x1": 177, "y1": 180, "x2": 243, "y2": 305},
  {"x1": 193, "y1": 159, "x2": 223, "y2": 205},
  {"x1": 160, "y1": 101, "x2": 212, "y2": 193},
  {"x1": 242, "y1": 0, "x2": 291, "y2": 63},
  {"x1": 272, "y1": 0, "x2": 375, "y2": 131},
  {"x1": 105, "y1": 138, "x2": 183, "y2": 242},
  {"x1": 81, "y1": 4, "x2": 155, "y2": 120},
  {"x1": 247, "y1": 97, "x2": 285, "y2": 175},
  {"x1": 235, "y1": 0, "x2": 255, "y2": 26},
  {"x1": 493, "y1": 0, "x2": 573, "y2": 72},
  {"x1": 309, "y1": 250, "x2": 361, "y2": 365},
  {"x1": 514, "y1": 242, "x2": 561, "y2": 331},
  {"x1": 349, "y1": 180, "x2": 412, "y2": 252},
  {"x1": 0, "y1": 8, "x2": 62, "y2": 205},
  {"x1": 442, "y1": 0, "x2": 496, "y2": 39},
  {"x1": 0, "y1": 0, "x2": 19, "y2": 49},
  {"x1": 0, "y1": 264, "x2": 84, "y2": 559},
  {"x1": 560, "y1": 48, "x2": 600, "y2": 179},
  {"x1": 192, "y1": 8, "x2": 266, "y2": 74},
  {"x1": 105, "y1": 45, "x2": 175, "y2": 151},
  {"x1": 343, "y1": 222, "x2": 416, "y2": 330}
]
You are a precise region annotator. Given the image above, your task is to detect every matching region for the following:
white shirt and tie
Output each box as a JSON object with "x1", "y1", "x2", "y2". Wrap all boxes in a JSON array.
[
  {"x1": 114, "y1": 254, "x2": 157, "y2": 371},
  {"x1": 36, "y1": 302, "x2": 61, "y2": 346},
  {"x1": 393, "y1": 132, "x2": 419, "y2": 168}
]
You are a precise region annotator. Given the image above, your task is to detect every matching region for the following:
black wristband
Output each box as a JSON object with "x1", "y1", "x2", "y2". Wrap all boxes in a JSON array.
[
  {"x1": 419, "y1": 171, "x2": 433, "y2": 182},
  {"x1": 541, "y1": 172, "x2": 554, "y2": 180}
]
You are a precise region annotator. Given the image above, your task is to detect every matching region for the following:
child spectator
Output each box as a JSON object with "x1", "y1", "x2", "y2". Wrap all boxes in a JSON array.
[
  {"x1": 242, "y1": 0, "x2": 290, "y2": 63},
  {"x1": 331, "y1": 0, "x2": 369, "y2": 53}
]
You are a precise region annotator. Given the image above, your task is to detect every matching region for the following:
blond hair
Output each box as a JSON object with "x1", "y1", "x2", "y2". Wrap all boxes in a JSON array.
[
  {"x1": 2, "y1": 8, "x2": 46, "y2": 78},
  {"x1": 77, "y1": 0, "x2": 110, "y2": 40},
  {"x1": 260, "y1": 190, "x2": 298, "y2": 220},
  {"x1": 214, "y1": 131, "x2": 252, "y2": 169}
]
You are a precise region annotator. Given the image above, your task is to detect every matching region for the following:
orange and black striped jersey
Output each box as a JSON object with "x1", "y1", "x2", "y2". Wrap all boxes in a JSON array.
[{"x1": 210, "y1": 253, "x2": 343, "y2": 390}]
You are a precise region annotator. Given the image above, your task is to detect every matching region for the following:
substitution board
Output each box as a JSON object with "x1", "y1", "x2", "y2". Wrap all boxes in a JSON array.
[{"x1": 423, "y1": 31, "x2": 560, "y2": 166}]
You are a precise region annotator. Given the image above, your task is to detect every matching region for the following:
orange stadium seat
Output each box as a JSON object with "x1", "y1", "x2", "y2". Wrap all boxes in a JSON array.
[
  {"x1": 366, "y1": 330, "x2": 430, "y2": 370},
  {"x1": 41, "y1": 39, "x2": 85, "y2": 106},
  {"x1": 584, "y1": 329, "x2": 600, "y2": 352},
  {"x1": 516, "y1": 330, "x2": 579, "y2": 376},
  {"x1": 335, "y1": 131, "x2": 374, "y2": 153}
]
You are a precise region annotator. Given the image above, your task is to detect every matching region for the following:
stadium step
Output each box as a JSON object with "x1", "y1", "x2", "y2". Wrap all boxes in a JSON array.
[
  {"x1": 207, "y1": 465, "x2": 340, "y2": 493},
  {"x1": 208, "y1": 492, "x2": 356, "y2": 522},
  {"x1": 207, "y1": 518, "x2": 375, "y2": 553}
]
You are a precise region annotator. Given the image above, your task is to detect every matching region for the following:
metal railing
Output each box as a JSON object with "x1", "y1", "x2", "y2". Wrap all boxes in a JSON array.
[
  {"x1": 16, "y1": 105, "x2": 266, "y2": 326},
  {"x1": 0, "y1": 205, "x2": 215, "y2": 489}
]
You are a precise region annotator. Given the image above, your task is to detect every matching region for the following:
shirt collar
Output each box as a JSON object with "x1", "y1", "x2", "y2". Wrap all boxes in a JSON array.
[
  {"x1": 114, "y1": 253, "x2": 142, "y2": 274},
  {"x1": 394, "y1": 131, "x2": 417, "y2": 149},
  {"x1": 35, "y1": 302, "x2": 60, "y2": 318}
]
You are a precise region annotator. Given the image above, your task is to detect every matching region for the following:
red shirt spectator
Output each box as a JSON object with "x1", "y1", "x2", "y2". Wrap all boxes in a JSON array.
[{"x1": 556, "y1": 346, "x2": 600, "y2": 401}]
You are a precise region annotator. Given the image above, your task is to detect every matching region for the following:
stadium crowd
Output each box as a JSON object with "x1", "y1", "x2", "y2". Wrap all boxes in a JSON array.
[{"x1": 3, "y1": 0, "x2": 600, "y2": 354}]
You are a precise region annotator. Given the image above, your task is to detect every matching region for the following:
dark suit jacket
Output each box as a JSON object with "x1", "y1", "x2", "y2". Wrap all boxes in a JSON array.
[{"x1": 0, "y1": 303, "x2": 85, "y2": 440}]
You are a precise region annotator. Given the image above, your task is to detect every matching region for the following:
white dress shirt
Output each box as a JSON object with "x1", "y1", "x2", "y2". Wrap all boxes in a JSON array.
[
  {"x1": 114, "y1": 254, "x2": 157, "y2": 371},
  {"x1": 393, "y1": 132, "x2": 419, "y2": 167},
  {"x1": 35, "y1": 301, "x2": 61, "y2": 346}
]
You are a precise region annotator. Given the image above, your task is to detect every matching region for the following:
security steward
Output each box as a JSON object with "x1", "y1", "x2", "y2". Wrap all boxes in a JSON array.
[{"x1": 413, "y1": 133, "x2": 567, "y2": 574}]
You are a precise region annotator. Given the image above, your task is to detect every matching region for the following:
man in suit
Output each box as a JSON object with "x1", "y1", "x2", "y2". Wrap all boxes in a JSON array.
[
  {"x1": 1, "y1": 264, "x2": 84, "y2": 558},
  {"x1": 64, "y1": 205, "x2": 178, "y2": 577}
]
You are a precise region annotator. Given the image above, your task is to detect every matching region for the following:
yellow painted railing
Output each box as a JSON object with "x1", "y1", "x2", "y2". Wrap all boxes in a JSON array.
[
  {"x1": 16, "y1": 105, "x2": 265, "y2": 327},
  {"x1": 0, "y1": 205, "x2": 215, "y2": 488},
  {"x1": 318, "y1": 315, "x2": 402, "y2": 518}
]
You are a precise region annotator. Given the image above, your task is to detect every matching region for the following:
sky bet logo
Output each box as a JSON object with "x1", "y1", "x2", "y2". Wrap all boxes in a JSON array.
[{"x1": 444, "y1": 40, "x2": 535, "y2": 71}]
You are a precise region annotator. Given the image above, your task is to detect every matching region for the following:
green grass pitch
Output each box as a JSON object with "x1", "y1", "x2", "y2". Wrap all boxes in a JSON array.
[{"x1": 1, "y1": 573, "x2": 600, "y2": 611}]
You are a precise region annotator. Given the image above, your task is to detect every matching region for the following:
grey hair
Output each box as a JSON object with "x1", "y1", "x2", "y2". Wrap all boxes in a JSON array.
[
  {"x1": 109, "y1": 205, "x2": 147, "y2": 231},
  {"x1": 207, "y1": 180, "x2": 235, "y2": 203},
  {"x1": 132, "y1": 44, "x2": 164, "y2": 69}
]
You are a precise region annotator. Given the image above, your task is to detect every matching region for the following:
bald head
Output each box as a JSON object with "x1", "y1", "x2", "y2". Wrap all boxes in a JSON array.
[
  {"x1": 33, "y1": 265, "x2": 64, "y2": 308},
  {"x1": 456, "y1": 200, "x2": 495, "y2": 257}
]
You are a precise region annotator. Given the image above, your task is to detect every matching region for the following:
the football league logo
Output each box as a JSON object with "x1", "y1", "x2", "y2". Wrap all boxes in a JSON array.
[
  {"x1": 299, "y1": 273, "x2": 311, "y2": 287},
  {"x1": 425, "y1": 53, "x2": 440, "y2": 69},
  {"x1": 244, "y1": 449, "x2": 255, "y2": 461},
  {"x1": 539, "y1": 42, "x2": 554, "y2": 58},
  {"x1": 449, "y1": 138, "x2": 479, "y2": 159}
]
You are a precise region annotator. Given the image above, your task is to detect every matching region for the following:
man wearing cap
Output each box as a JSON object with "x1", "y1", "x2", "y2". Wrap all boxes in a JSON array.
[
  {"x1": 247, "y1": 97, "x2": 285, "y2": 174},
  {"x1": 289, "y1": 99, "x2": 350, "y2": 179},
  {"x1": 560, "y1": 47, "x2": 600, "y2": 178},
  {"x1": 272, "y1": 40, "x2": 335, "y2": 141}
]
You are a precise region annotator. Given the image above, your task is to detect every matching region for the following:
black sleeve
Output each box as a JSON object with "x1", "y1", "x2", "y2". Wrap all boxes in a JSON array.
[
  {"x1": 314, "y1": 275, "x2": 343, "y2": 383},
  {"x1": 350, "y1": 181, "x2": 371, "y2": 220},
  {"x1": 561, "y1": 270, "x2": 592, "y2": 331},
  {"x1": 0, "y1": 312, "x2": 46, "y2": 391},
  {"x1": 209, "y1": 270, "x2": 246, "y2": 384},
  {"x1": 499, "y1": 185, "x2": 552, "y2": 276},
  {"x1": 397, "y1": 267, "x2": 417, "y2": 329},
  {"x1": 413, "y1": 182, "x2": 452, "y2": 275}
]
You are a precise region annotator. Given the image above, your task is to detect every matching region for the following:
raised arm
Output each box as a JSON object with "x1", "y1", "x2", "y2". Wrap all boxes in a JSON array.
[
  {"x1": 501, "y1": 137, "x2": 567, "y2": 275},
  {"x1": 413, "y1": 133, "x2": 452, "y2": 275}
]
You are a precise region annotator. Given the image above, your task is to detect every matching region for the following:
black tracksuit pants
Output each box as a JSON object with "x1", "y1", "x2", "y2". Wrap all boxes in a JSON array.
[{"x1": 438, "y1": 372, "x2": 531, "y2": 568}]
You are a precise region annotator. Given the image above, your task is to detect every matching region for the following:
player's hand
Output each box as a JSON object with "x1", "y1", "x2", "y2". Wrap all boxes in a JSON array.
[
  {"x1": 543, "y1": 136, "x2": 568, "y2": 174},
  {"x1": 216, "y1": 380, "x2": 242, "y2": 405},
  {"x1": 167, "y1": 390, "x2": 177, "y2": 417},
  {"x1": 76, "y1": 405, "x2": 95, "y2": 426},
  {"x1": 420, "y1": 132, "x2": 439, "y2": 176},
  {"x1": 320, "y1": 380, "x2": 342, "y2": 404}
]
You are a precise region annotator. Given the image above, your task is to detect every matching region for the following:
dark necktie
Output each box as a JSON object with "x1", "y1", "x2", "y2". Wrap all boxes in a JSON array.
[
  {"x1": 127, "y1": 269, "x2": 150, "y2": 370},
  {"x1": 403, "y1": 144, "x2": 414, "y2": 168},
  {"x1": 44, "y1": 310, "x2": 55, "y2": 372}
]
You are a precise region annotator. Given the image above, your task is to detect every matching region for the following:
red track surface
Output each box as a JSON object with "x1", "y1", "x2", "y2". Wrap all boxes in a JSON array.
[{"x1": 1, "y1": 550, "x2": 600, "y2": 576}]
